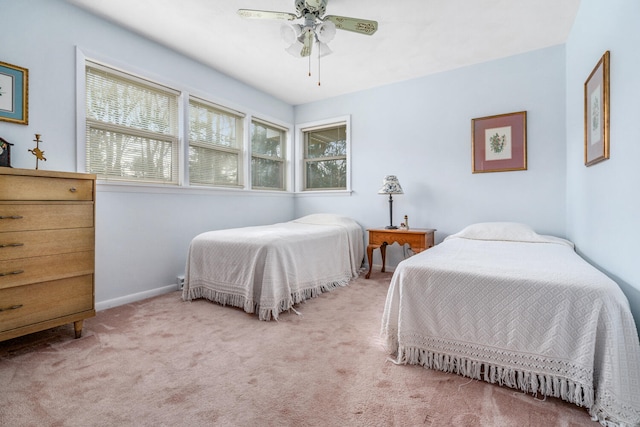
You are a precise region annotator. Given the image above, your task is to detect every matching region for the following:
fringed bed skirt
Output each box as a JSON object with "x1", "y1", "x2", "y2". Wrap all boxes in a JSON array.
[
  {"x1": 391, "y1": 345, "x2": 594, "y2": 409},
  {"x1": 387, "y1": 342, "x2": 636, "y2": 426},
  {"x1": 184, "y1": 277, "x2": 351, "y2": 321}
]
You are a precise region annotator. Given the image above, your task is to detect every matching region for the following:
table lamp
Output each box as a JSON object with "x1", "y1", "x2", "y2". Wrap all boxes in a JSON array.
[{"x1": 378, "y1": 175, "x2": 403, "y2": 229}]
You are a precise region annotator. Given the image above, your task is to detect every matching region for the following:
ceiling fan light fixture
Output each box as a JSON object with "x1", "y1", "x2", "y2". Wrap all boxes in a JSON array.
[
  {"x1": 281, "y1": 23, "x2": 302, "y2": 45},
  {"x1": 316, "y1": 20, "x2": 336, "y2": 43},
  {"x1": 317, "y1": 41, "x2": 332, "y2": 57},
  {"x1": 285, "y1": 40, "x2": 305, "y2": 57}
]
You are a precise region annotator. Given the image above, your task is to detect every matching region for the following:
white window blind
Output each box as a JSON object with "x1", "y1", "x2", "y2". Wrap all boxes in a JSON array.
[
  {"x1": 251, "y1": 118, "x2": 286, "y2": 191},
  {"x1": 189, "y1": 97, "x2": 244, "y2": 187},
  {"x1": 303, "y1": 124, "x2": 347, "y2": 190},
  {"x1": 85, "y1": 61, "x2": 179, "y2": 184}
]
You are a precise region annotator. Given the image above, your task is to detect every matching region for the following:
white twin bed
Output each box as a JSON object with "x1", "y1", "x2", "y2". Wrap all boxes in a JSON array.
[
  {"x1": 381, "y1": 222, "x2": 640, "y2": 426},
  {"x1": 182, "y1": 214, "x2": 364, "y2": 321},
  {"x1": 182, "y1": 216, "x2": 639, "y2": 425}
]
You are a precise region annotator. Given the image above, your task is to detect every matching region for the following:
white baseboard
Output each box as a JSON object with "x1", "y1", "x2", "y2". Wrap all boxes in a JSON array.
[
  {"x1": 96, "y1": 283, "x2": 179, "y2": 312},
  {"x1": 96, "y1": 266, "x2": 394, "y2": 312}
]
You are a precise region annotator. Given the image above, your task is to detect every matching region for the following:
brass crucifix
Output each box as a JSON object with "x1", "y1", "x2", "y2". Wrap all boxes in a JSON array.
[{"x1": 28, "y1": 134, "x2": 47, "y2": 170}]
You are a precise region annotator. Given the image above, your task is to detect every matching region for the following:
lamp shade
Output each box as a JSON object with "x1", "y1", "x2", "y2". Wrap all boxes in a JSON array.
[
  {"x1": 316, "y1": 21, "x2": 336, "y2": 43},
  {"x1": 285, "y1": 40, "x2": 305, "y2": 56},
  {"x1": 378, "y1": 175, "x2": 403, "y2": 195},
  {"x1": 281, "y1": 23, "x2": 302, "y2": 45},
  {"x1": 317, "y1": 41, "x2": 332, "y2": 58}
]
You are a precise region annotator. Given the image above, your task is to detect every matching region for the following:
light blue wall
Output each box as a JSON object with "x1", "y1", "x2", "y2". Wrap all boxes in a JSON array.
[
  {"x1": 295, "y1": 46, "x2": 568, "y2": 267},
  {"x1": 565, "y1": 0, "x2": 640, "y2": 329},
  {"x1": 0, "y1": 0, "x2": 295, "y2": 306},
  {"x1": 3, "y1": 0, "x2": 638, "y2": 328}
]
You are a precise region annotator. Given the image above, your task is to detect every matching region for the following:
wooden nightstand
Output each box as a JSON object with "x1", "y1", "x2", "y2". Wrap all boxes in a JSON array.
[{"x1": 365, "y1": 228, "x2": 436, "y2": 279}]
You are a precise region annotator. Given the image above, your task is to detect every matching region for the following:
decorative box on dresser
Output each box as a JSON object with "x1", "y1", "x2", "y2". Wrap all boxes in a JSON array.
[{"x1": 0, "y1": 168, "x2": 96, "y2": 342}]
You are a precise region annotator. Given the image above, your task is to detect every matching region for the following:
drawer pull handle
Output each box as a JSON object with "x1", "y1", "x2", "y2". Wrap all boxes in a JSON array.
[
  {"x1": 0, "y1": 215, "x2": 23, "y2": 220},
  {"x1": 0, "y1": 243, "x2": 24, "y2": 248},
  {"x1": 69, "y1": 187, "x2": 77, "y2": 193},
  {"x1": 0, "y1": 269, "x2": 24, "y2": 277},
  {"x1": 0, "y1": 304, "x2": 23, "y2": 312}
]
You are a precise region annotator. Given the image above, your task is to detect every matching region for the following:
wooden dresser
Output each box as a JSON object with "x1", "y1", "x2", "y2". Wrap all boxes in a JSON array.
[{"x1": 0, "y1": 168, "x2": 96, "y2": 342}]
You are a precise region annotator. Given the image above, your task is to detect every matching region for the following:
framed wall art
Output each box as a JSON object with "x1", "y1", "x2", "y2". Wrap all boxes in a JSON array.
[
  {"x1": 0, "y1": 61, "x2": 29, "y2": 125},
  {"x1": 471, "y1": 111, "x2": 527, "y2": 173},
  {"x1": 584, "y1": 51, "x2": 610, "y2": 166}
]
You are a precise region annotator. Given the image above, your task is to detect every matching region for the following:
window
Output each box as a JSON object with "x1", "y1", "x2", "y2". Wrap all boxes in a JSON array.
[
  {"x1": 300, "y1": 120, "x2": 349, "y2": 191},
  {"x1": 251, "y1": 119, "x2": 286, "y2": 191},
  {"x1": 188, "y1": 97, "x2": 244, "y2": 188},
  {"x1": 81, "y1": 53, "x2": 296, "y2": 192},
  {"x1": 85, "y1": 61, "x2": 179, "y2": 184}
]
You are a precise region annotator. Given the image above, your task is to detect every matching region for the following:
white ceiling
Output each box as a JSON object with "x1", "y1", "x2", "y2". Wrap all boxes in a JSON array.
[{"x1": 66, "y1": 0, "x2": 580, "y2": 106}]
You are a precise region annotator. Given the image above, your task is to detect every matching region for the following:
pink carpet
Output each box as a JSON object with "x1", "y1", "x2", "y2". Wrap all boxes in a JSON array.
[{"x1": 0, "y1": 272, "x2": 593, "y2": 426}]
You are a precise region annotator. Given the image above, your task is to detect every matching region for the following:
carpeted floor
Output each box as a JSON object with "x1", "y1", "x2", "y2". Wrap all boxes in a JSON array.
[{"x1": 0, "y1": 272, "x2": 593, "y2": 426}]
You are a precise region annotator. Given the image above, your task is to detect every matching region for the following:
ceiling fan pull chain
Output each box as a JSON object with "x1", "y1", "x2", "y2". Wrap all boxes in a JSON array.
[
  {"x1": 308, "y1": 53, "x2": 311, "y2": 77},
  {"x1": 318, "y1": 45, "x2": 321, "y2": 86}
]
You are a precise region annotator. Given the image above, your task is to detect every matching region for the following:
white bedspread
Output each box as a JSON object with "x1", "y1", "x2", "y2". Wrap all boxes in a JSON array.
[
  {"x1": 183, "y1": 214, "x2": 364, "y2": 320},
  {"x1": 381, "y1": 233, "x2": 640, "y2": 426}
]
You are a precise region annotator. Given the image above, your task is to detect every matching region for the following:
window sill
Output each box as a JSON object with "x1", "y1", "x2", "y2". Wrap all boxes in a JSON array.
[
  {"x1": 294, "y1": 190, "x2": 353, "y2": 197},
  {"x1": 96, "y1": 181, "x2": 292, "y2": 197}
]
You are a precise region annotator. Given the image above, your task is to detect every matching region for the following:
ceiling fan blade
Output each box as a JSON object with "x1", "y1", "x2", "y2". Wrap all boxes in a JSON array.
[
  {"x1": 300, "y1": 29, "x2": 314, "y2": 57},
  {"x1": 237, "y1": 9, "x2": 297, "y2": 21},
  {"x1": 323, "y1": 15, "x2": 378, "y2": 35}
]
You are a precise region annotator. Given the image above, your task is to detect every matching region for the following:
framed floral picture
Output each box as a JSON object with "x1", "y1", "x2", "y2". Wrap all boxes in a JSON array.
[
  {"x1": 584, "y1": 51, "x2": 610, "y2": 166},
  {"x1": 0, "y1": 61, "x2": 29, "y2": 125},
  {"x1": 471, "y1": 111, "x2": 527, "y2": 173}
]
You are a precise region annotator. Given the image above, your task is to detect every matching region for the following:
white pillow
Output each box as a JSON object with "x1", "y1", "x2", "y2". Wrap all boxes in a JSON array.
[
  {"x1": 446, "y1": 222, "x2": 543, "y2": 242},
  {"x1": 445, "y1": 222, "x2": 575, "y2": 248},
  {"x1": 292, "y1": 213, "x2": 356, "y2": 226}
]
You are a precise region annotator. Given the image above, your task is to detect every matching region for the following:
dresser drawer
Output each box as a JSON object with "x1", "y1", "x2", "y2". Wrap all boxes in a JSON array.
[
  {"x1": 0, "y1": 275, "x2": 93, "y2": 333},
  {"x1": 0, "y1": 228, "x2": 95, "y2": 261},
  {"x1": 0, "y1": 251, "x2": 94, "y2": 290},
  {"x1": 0, "y1": 204, "x2": 93, "y2": 232},
  {"x1": 0, "y1": 175, "x2": 93, "y2": 201}
]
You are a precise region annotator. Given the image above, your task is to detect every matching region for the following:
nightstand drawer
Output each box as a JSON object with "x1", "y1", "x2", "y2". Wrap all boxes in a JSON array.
[
  {"x1": 0, "y1": 175, "x2": 94, "y2": 201},
  {"x1": 0, "y1": 275, "x2": 93, "y2": 333},
  {"x1": 368, "y1": 230, "x2": 427, "y2": 248}
]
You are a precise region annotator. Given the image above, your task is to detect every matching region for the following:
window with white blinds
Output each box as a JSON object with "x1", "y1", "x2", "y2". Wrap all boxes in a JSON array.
[
  {"x1": 85, "y1": 61, "x2": 179, "y2": 184},
  {"x1": 188, "y1": 97, "x2": 244, "y2": 188},
  {"x1": 251, "y1": 119, "x2": 286, "y2": 191},
  {"x1": 303, "y1": 123, "x2": 348, "y2": 191}
]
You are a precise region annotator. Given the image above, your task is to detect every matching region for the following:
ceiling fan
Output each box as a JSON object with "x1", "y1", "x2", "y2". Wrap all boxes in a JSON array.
[{"x1": 238, "y1": 0, "x2": 378, "y2": 59}]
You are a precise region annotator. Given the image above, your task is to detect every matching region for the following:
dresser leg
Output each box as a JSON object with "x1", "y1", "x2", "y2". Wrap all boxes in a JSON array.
[{"x1": 73, "y1": 320, "x2": 84, "y2": 339}]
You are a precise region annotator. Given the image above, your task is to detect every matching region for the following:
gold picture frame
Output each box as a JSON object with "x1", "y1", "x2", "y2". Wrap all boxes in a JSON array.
[
  {"x1": 471, "y1": 111, "x2": 527, "y2": 173},
  {"x1": 584, "y1": 51, "x2": 610, "y2": 166},
  {"x1": 0, "y1": 61, "x2": 29, "y2": 125}
]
